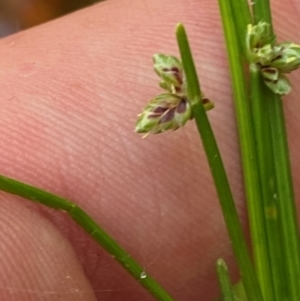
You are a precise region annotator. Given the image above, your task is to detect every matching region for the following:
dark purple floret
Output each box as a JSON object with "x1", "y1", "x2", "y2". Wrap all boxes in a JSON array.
[
  {"x1": 174, "y1": 73, "x2": 183, "y2": 84},
  {"x1": 159, "y1": 108, "x2": 176, "y2": 124},
  {"x1": 176, "y1": 98, "x2": 187, "y2": 113},
  {"x1": 202, "y1": 97, "x2": 209, "y2": 105},
  {"x1": 271, "y1": 55, "x2": 282, "y2": 62},
  {"x1": 153, "y1": 106, "x2": 169, "y2": 114},
  {"x1": 264, "y1": 77, "x2": 277, "y2": 83},
  {"x1": 174, "y1": 86, "x2": 182, "y2": 93},
  {"x1": 263, "y1": 68, "x2": 277, "y2": 74},
  {"x1": 170, "y1": 67, "x2": 180, "y2": 73}
]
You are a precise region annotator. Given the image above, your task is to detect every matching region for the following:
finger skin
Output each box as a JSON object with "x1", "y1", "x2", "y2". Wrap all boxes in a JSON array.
[
  {"x1": 0, "y1": 194, "x2": 97, "y2": 301},
  {"x1": 0, "y1": 0, "x2": 299, "y2": 300}
]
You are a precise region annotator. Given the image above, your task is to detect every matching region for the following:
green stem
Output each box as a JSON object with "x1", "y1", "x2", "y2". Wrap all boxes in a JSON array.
[
  {"x1": 250, "y1": 65, "x2": 283, "y2": 301},
  {"x1": 0, "y1": 174, "x2": 175, "y2": 301},
  {"x1": 216, "y1": 259, "x2": 236, "y2": 301},
  {"x1": 228, "y1": 0, "x2": 252, "y2": 56},
  {"x1": 176, "y1": 23, "x2": 263, "y2": 301},
  {"x1": 268, "y1": 96, "x2": 300, "y2": 301},
  {"x1": 252, "y1": 0, "x2": 300, "y2": 299},
  {"x1": 252, "y1": 0, "x2": 273, "y2": 29},
  {"x1": 218, "y1": 1, "x2": 270, "y2": 300}
]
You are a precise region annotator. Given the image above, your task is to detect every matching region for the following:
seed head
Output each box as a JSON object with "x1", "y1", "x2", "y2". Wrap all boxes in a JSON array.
[
  {"x1": 153, "y1": 54, "x2": 184, "y2": 94},
  {"x1": 135, "y1": 93, "x2": 192, "y2": 135}
]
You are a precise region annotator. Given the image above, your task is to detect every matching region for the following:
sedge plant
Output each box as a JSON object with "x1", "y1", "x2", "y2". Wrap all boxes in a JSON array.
[{"x1": 0, "y1": 0, "x2": 299, "y2": 300}]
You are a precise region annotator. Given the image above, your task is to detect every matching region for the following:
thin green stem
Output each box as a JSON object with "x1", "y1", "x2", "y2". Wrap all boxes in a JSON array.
[
  {"x1": 269, "y1": 96, "x2": 300, "y2": 301},
  {"x1": 252, "y1": 0, "x2": 273, "y2": 29},
  {"x1": 216, "y1": 259, "x2": 236, "y2": 301},
  {"x1": 0, "y1": 174, "x2": 175, "y2": 301},
  {"x1": 228, "y1": 0, "x2": 252, "y2": 56},
  {"x1": 250, "y1": 64, "x2": 283, "y2": 301},
  {"x1": 176, "y1": 23, "x2": 263, "y2": 301},
  {"x1": 251, "y1": 0, "x2": 300, "y2": 299},
  {"x1": 218, "y1": 1, "x2": 271, "y2": 300}
]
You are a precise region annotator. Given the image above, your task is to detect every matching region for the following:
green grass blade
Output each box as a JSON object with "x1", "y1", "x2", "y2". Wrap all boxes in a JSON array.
[
  {"x1": 176, "y1": 23, "x2": 263, "y2": 301},
  {"x1": 0, "y1": 174, "x2": 175, "y2": 301}
]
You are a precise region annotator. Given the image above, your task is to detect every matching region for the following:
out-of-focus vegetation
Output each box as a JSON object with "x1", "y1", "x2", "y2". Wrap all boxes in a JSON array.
[{"x1": 0, "y1": 0, "x2": 103, "y2": 37}]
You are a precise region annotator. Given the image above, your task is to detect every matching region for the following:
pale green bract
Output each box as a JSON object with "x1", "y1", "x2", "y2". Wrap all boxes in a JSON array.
[
  {"x1": 270, "y1": 43, "x2": 300, "y2": 73},
  {"x1": 246, "y1": 22, "x2": 273, "y2": 51},
  {"x1": 263, "y1": 72, "x2": 292, "y2": 95}
]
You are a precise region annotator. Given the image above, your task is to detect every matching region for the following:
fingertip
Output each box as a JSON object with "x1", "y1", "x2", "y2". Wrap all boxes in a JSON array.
[{"x1": 0, "y1": 194, "x2": 97, "y2": 301}]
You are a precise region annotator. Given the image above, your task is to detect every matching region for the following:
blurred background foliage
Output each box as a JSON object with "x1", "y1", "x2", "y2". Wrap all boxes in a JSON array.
[{"x1": 0, "y1": 0, "x2": 103, "y2": 37}]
